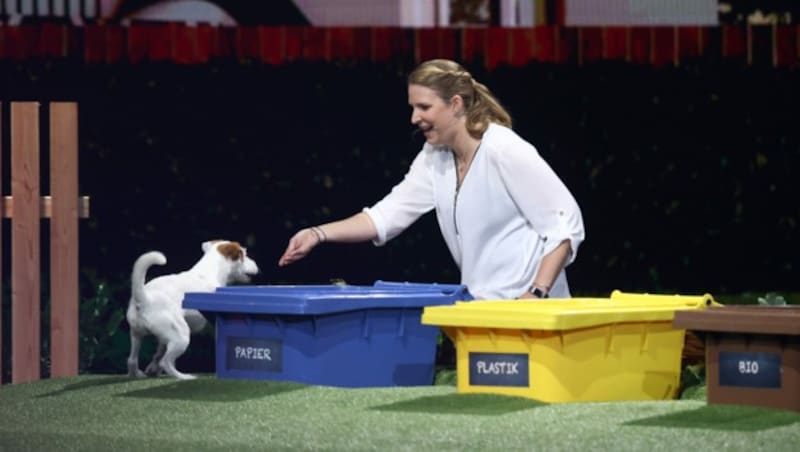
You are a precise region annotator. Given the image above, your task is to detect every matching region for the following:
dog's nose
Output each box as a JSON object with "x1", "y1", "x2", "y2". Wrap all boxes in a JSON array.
[{"x1": 245, "y1": 259, "x2": 260, "y2": 274}]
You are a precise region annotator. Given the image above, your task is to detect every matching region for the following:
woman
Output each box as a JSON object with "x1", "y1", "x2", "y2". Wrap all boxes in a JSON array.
[{"x1": 279, "y1": 59, "x2": 584, "y2": 300}]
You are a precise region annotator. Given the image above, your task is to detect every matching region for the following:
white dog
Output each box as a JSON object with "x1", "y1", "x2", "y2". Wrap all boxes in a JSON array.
[{"x1": 126, "y1": 240, "x2": 259, "y2": 380}]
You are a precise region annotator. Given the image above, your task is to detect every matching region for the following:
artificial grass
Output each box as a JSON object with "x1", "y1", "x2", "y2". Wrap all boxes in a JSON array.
[{"x1": 1, "y1": 375, "x2": 798, "y2": 451}]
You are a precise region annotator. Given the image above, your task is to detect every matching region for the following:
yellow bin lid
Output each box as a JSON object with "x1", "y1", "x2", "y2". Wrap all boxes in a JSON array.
[{"x1": 422, "y1": 290, "x2": 717, "y2": 331}]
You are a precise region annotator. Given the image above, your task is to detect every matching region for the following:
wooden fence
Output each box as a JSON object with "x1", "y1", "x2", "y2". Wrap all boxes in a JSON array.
[{"x1": 1, "y1": 102, "x2": 89, "y2": 383}]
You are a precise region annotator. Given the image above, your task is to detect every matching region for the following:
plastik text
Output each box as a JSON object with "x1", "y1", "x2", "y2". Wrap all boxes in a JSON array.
[{"x1": 476, "y1": 360, "x2": 519, "y2": 375}]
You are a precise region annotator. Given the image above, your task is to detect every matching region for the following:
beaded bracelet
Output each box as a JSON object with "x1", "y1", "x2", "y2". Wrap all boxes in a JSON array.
[{"x1": 310, "y1": 226, "x2": 327, "y2": 244}]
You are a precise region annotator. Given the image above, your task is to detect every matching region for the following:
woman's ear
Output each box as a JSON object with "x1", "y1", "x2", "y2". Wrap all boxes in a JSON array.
[{"x1": 450, "y1": 95, "x2": 465, "y2": 116}]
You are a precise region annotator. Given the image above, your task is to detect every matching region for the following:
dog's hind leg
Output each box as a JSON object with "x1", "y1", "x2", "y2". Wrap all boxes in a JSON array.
[
  {"x1": 158, "y1": 320, "x2": 195, "y2": 380},
  {"x1": 160, "y1": 338, "x2": 194, "y2": 380},
  {"x1": 127, "y1": 331, "x2": 146, "y2": 377},
  {"x1": 145, "y1": 343, "x2": 167, "y2": 377}
]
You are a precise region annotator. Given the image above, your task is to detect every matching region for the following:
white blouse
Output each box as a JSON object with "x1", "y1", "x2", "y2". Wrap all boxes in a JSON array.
[{"x1": 364, "y1": 123, "x2": 585, "y2": 300}]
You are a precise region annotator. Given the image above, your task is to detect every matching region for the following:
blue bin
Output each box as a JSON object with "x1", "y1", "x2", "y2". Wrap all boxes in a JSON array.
[{"x1": 182, "y1": 281, "x2": 471, "y2": 387}]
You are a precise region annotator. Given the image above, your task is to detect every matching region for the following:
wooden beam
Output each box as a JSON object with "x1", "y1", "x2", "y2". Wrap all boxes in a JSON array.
[
  {"x1": 0, "y1": 101, "x2": 3, "y2": 381},
  {"x1": 2, "y1": 195, "x2": 91, "y2": 219},
  {"x1": 49, "y1": 102, "x2": 80, "y2": 378},
  {"x1": 11, "y1": 102, "x2": 41, "y2": 384}
]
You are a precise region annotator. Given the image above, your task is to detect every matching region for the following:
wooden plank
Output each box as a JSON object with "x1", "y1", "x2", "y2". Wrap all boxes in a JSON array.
[
  {"x1": 10, "y1": 102, "x2": 41, "y2": 384},
  {"x1": 2, "y1": 195, "x2": 90, "y2": 218},
  {"x1": 0, "y1": 102, "x2": 3, "y2": 382},
  {"x1": 49, "y1": 102, "x2": 79, "y2": 378}
]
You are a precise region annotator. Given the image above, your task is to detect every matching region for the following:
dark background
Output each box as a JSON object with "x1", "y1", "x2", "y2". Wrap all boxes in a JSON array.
[
  {"x1": 1, "y1": 58, "x2": 797, "y2": 296},
  {"x1": 1, "y1": 56, "x2": 798, "y2": 375}
]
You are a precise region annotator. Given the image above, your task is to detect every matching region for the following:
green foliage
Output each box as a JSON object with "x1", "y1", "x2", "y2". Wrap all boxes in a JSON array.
[
  {"x1": 78, "y1": 270, "x2": 141, "y2": 374},
  {"x1": 1, "y1": 284, "x2": 9, "y2": 382},
  {"x1": 434, "y1": 367, "x2": 458, "y2": 386},
  {"x1": 1, "y1": 276, "x2": 52, "y2": 382},
  {"x1": 679, "y1": 363, "x2": 706, "y2": 400},
  {"x1": 757, "y1": 292, "x2": 788, "y2": 306},
  {"x1": 716, "y1": 292, "x2": 798, "y2": 305}
]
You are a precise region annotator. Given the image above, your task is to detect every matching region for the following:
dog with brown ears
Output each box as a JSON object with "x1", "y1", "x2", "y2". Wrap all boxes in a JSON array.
[{"x1": 126, "y1": 240, "x2": 259, "y2": 380}]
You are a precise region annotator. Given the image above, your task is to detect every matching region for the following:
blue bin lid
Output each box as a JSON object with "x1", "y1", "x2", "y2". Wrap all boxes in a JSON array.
[
  {"x1": 215, "y1": 280, "x2": 472, "y2": 300},
  {"x1": 183, "y1": 288, "x2": 459, "y2": 315},
  {"x1": 372, "y1": 280, "x2": 472, "y2": 298}
]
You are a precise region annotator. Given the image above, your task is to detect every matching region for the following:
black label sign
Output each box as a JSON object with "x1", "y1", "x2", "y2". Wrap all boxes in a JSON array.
[
  {"x1": 226, "y1": 337, "x2": 282, "y2": 372},
  {"x1": 469, "y1": 352, "x2": 529, "y2": 387},
  {"x1": 719, "y1": 351, "x2": 781, "y2": 388}
]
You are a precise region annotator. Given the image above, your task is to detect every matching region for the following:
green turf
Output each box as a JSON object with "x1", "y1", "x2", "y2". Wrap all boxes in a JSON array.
[{"x1": 1, "y1": 375, "x2": 798, "y2": 451}]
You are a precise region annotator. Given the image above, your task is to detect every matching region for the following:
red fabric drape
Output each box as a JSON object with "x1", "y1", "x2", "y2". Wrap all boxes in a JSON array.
[
  {"x1": 258, "y1": 26, "x2": 282, "y2": 65},
  {"x1": 774, "y1": 25, "x2": 798, "y2": 67},
  {"x1": 629, "y1": 27, "x2": 651, "y2": 65},
  {"x1": 604, "y1": 27, "x2": 628, "y2": 61},
  {"x1": 722, "y1": 24, "x2": 746, "y2": 62},
  {"x1": 509, "y1": 28, "x2": 533, "y2": 67},
  {"x1": 532, "y1": 26, "x2": 557, "y2": 63},
  {"x1": 677, "y1": 26, "x2": 702, "y2": 63},
  {"x1": 580, "y1": 27, "x2": 603, "y2": 64},
  {"x1": 652, "y1": 27, "x2": 676, "y2": 67},
  {"x1": 486, "y1": 28, "x2": 510, "y2": 70},
  {"x1": 0, "y1": 24, "x2": 796, "y2": 69},
  {"x1": 415, "y1": 28, "x2": 457, "y2": 63},
  {"x1": 461, "y1": 28, "x2": 487, "y2": 64}
]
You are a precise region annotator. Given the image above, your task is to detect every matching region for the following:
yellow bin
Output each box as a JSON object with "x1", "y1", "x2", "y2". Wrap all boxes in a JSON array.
[{"x1": 421, "y1": 290, "x2": 717, "y2": 403}]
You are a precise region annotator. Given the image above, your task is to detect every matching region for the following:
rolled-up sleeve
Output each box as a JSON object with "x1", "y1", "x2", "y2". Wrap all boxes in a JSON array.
[
  {"x1": 364, "y1": 149, "x2": 436, "y2": 246},
  {"x1": 494, "y1": 140, "x2": 585, "y2": 265}
]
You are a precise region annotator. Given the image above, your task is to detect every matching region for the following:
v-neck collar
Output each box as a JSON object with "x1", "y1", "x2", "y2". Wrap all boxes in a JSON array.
[{"x1": 453, "y1": 140, "x2": 482, "y2": 192}]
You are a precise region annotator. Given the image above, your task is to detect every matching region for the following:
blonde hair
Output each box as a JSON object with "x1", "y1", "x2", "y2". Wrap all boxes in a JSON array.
[{"x1": 408, "y1": 59, "x2": 512, "y2": 139}]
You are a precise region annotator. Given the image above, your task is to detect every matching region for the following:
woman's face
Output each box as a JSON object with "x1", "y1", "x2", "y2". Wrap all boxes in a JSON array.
[{"x1": 408, "y1": 84, "x2": 461, "y2": 147}]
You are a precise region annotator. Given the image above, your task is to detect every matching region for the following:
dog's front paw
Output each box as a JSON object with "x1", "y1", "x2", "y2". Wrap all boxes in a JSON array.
[{"x1": 128, "y1": 369, "x2": 146, "y2": 378}]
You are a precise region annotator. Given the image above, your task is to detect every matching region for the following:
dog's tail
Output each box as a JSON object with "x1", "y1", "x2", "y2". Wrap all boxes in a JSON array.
[{"x1": 131, "y1": 251, "x2": 167, "y2": 309}]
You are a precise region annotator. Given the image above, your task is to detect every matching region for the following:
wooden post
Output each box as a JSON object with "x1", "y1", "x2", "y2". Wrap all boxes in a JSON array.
[
  {"x1": 0, "y1": 102, "x2": 3, "y2": 381},
  {"x1": 49, "y1": 103, "x2": 80, "y2": 378},
  {"x1": 11, "y1": 102, "x2": 41, "y2": 384}
]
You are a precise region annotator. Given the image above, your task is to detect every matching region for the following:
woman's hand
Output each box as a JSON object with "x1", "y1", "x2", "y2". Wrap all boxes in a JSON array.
[
  {"x1": 277, "y1": 213, "x2": 378, "y2": 267},
  {"x1": 278, "y1": 228, "x2": 321, "y2": 266}
]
